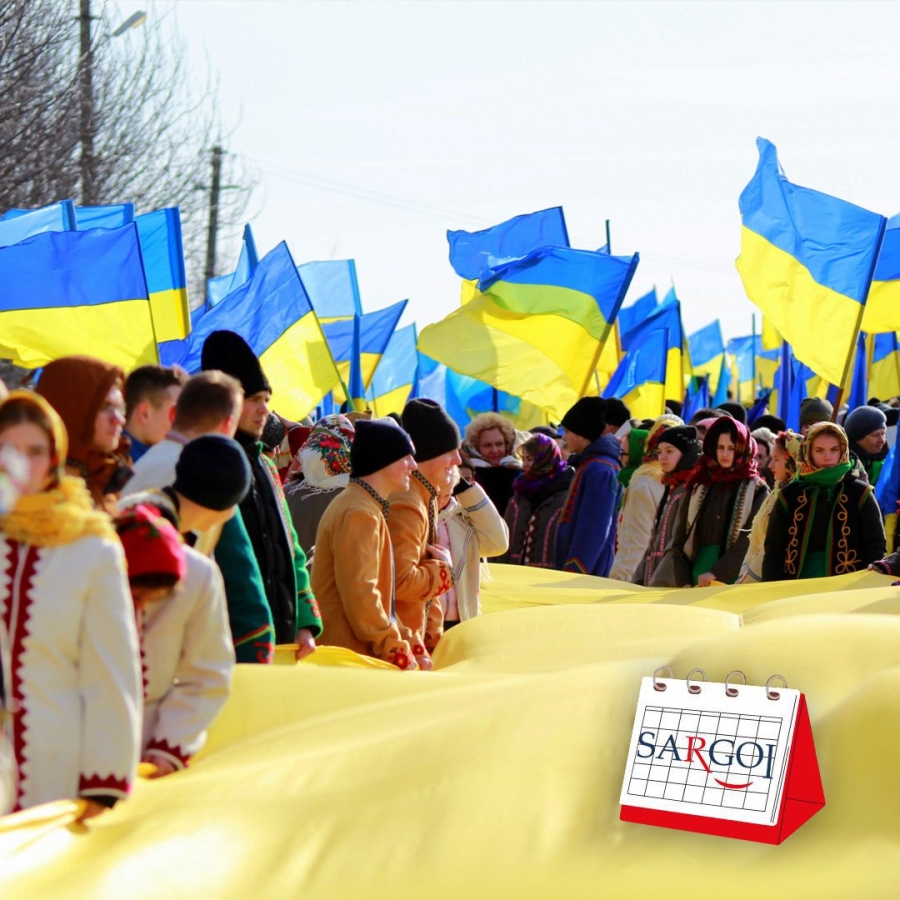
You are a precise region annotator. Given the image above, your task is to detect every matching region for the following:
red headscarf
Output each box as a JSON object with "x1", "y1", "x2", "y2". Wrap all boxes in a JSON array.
[{"x1": 687, "y1": 416, "x2": 762, "y2": 487}]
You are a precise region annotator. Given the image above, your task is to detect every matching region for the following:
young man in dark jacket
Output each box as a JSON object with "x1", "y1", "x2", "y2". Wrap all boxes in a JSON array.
[{"x1": 555, "y1": 397, "x2": 622, "y2": 577}]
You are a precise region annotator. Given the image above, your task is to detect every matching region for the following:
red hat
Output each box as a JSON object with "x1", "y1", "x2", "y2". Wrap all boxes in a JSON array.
[{"x1": 115, "y1": 504, "x2": 187, "y2": 583}]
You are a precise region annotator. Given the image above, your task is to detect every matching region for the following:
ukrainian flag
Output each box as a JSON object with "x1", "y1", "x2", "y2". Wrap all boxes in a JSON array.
[
  {"x1": 135, "y1": 208, "x2": 191, "y2": 366},
  {"x1": 0, "y1": 200, "x2": 77, "y2": 247},
  {"x1": 0, "y1": 224, "x2": 156, "y2": 369},
  {"x1": 618, "y1": 288, "x2": 658, "y2": 336},
  {"x1": 604, "y1": 327, "x2": 668, "y2": 420},
  {"x1": 869, "y1": 332, "x2": 900, "y2": 401},
  {"x1": 621, "y1": 294, "x2": 683, "y2": 402},
  {"x1": 418, "y1": 246, "x2": 638, "y2": 421},
  {"x1": 726, "y1": 335, "x2": 760, "y2": 404},
  {"x1": 206, "y1": 224, "x2": 259, "y2": 308},
  {"x1": 181, "y1": 242, "x2": 341, "y2": 419},
  {"x1": 320, "y1": 300, "x2": 408, "y2": 405},
  {"x1": 448, "y1": 207, "x2": 569, "y2": 280},
  {"x1": 299, "y1": 259, "x2": 363, "y2": 320},
  {"x1": 736, "y1": 137, "x2": 887, "y2": 386},
  {"x1": 416, "y1": 352, "x2": 448, "y2": 407},
  {"x1": 688, "y1": 320, "x2": 725, "y2": 395},
  {"x1": 367, "y1": 324, "x2": 419, "y2": 416},
  {"x1": 761, "y1": 316, "x2": 782, "y2": 350},
  {"x1": 862, "y1": 215, "x2": 900, "y2": 334}
]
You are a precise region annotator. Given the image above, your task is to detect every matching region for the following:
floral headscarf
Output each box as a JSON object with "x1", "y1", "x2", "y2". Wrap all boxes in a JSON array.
[
  {"x1": 688, "y1": 416, "x2": 762, "y2": 486},
  {"x1": 775, "y1": 429, "x2": 803, "y2": 481},
  {"x1": 797, "y1": 422, "x2": 849, "y2": 476},
  {"x1": 299, "y1": 414, "x2": 354, "y2": 489},
  {"x1": 512, "y1": 434, "x2": 568, "y2": 500}
]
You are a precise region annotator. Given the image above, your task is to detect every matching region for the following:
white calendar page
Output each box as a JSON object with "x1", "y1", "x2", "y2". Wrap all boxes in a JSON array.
[{"x1": 620, "y1": 677, "x2": 800, "y2": 826}]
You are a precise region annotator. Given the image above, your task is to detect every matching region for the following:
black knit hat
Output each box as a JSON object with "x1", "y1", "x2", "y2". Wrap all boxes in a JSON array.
[
  {"x1": 799, "y1": 397, "x2": 833, "y2": 429},
  {"x1": 401, "y1": 398, "x2": 460, "y2": 462},
  {"x1": 174, "y1": 435, "x2": 252, "y2": 511},
  {"x1": 560, "y1": 397, "x2": 606, "y2": 442},
  {"x1": 201, "y1": 330, "x2": 272, "y2": 397},
  {"x1": 844, "y1": 405, "x2": 887, "y2": 443},
  {"x1": 351, "y1": 419, "x2": 416, "y2": 478},
  {"x1": 717, "y1": 401, "x2": 747, "y2": 424},
  {"x1": 603, "y1": 397, "x2": 631, "y2": 429},
  {"x1": 656, "y1": 425, "x2": 699, "y2": 457},
  {"x1": 752, "y1": 414, "x2": 786, "y2": 433}
]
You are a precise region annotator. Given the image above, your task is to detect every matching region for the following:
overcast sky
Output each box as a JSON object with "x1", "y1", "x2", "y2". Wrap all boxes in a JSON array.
[{"x1": 116, "y1": 0, "x2": 900, "y2": 344}]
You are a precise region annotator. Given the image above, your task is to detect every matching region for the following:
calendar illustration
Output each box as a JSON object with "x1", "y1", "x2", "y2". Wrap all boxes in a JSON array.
[{"x1": 620, "y1": 669, "x2": 825, "y2": 844}]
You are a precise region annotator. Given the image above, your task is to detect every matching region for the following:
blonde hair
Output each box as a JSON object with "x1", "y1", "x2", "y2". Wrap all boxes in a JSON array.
[{"x1": 465, "y1": 412, "x2": 516, "y2": 455}]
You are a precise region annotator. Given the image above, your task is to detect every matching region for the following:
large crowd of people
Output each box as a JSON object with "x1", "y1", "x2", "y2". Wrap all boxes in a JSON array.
[{"x1": 0, "y1": 331, "x2": 898, "y2": 818}]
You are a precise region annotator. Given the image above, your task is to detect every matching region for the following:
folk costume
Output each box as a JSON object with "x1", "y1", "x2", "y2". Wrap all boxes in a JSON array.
[
  {"x1": 609, "y1": 415, "x2": 682, "y2": 582},
  {"x1": 202, "y1": 331, "x2": 322, "y2": 648},
  {"x1": 632, "y1": 426, "x2": 702, "y2": 587},
  {"x1": 388, "y1": 400, "x2": 458, "y2": 653},
  {"x1": 501, "y1": 434, "x2": 573, "y2": 569},
  {"x1": 0, "y1": 392, "x2": 141, "y2": 811},
  {"x1": 679, "y1": 417, "x2": 769, "y2": 586},
  {"x1": 313, "y1": 420, "x2": 420, "y2": 669},
  {"x1": 285, "y1": 414, "x2": 354, "y2": 557},
  {"x1": 763, "y1": 422, "x2": 886, "y2": 581}
]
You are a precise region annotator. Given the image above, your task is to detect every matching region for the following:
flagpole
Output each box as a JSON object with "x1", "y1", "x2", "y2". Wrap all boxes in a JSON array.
[{"x1": 831, "y1": 215, "x2": 888, "y2": 420}]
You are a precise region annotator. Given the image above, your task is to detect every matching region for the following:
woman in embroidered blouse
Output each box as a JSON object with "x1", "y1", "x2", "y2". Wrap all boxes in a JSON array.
[
  {"x1": 676, "y1": 416, "x2": 769, "y2": 587},
  {"x1": 0, "y1": 392, "x2": 141, "y2": 818},
  {"x1": 762, "y1": 422, "x2": 885, "y2": 581}
]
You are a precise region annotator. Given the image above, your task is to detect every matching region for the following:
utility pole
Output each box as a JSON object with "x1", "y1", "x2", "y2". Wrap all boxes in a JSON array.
[
  {"x1": 205, "y1": 145, "x2": 223, "y2": 285},
  {"x1": 79, "y1": 0, "x2": 96, "y2": 205}
]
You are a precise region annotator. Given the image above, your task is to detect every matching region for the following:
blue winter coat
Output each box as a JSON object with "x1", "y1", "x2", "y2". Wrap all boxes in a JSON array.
[{"x1": 555, "y1": 434, "x2": 622, "y2": 576}]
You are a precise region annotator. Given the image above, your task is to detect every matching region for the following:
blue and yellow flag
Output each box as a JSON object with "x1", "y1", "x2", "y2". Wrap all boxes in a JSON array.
[
  {"x1": 416, "y1": 352, "x2": 448, "y2": 407},
  {"x1": 736, "y1": 137, "x2": 887, "y2": 386},
  {"x1": 869, "y1": 332, "x2": 900, "y2": 402},
  {"x1": 299, "y1": 259, "x2": 364, "y2": 320},
  {"x1": 862, "y1": 215, "x2": 900, "y2": 334},
  {"x1": 367, "y1": 324, "x2": 419, "y2": 416},
  {"x1": 320, "y1": 300, "x2": 408, "y2": 405},
  {"x1": 419, "y1": 246, "x2": 638, "y2": 421},
  {"x1": 206, "y1": 224, "x2": 260, "y2": 309},
  {"x1": 0, "y1": 225, "x2": 155, "y2": 369},
  {"x1": 448, "y1": 207, "x2": 569, "y2": 280},
  {"x1": 726, "y1": 335, "x2": 761, "y2": 404},
  {"x1": 0, "y1": 200, "x2": 77, "y2": 247},
  {"x1": 181, "y1": 242, "x2": 341, "y2": 419},
  {"x1": 688, "y1": 320, "x2": 725, "y2": 395},
  {"x1": 618, "y1": 288, "x2": 658, "y2": 337},
  {"x1": 135, "y1": 209, "x2": 191, "y2": 366},
  {"x1": 621, "y1": 293, "x2": 683, "y2": 401},
  {"x1": 604, "y1": 327, "x2": 668, "y2": 419}
]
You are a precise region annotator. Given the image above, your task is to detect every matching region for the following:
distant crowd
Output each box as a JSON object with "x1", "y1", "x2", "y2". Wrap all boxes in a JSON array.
[{"x1": 1, "y1": 330, "x2": 898, "y2": 818}]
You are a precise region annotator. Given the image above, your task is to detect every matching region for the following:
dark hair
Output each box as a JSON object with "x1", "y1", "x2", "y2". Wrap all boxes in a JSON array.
[
  {"x1": 173, "y1": 372, "x2": 243, "y2": 433},
  {"x1": 125, "y1": 365, "x2": 188, "y2": 419},
  {"x1": 688, "y1": 408, "x2": 724, "y2": 426}
]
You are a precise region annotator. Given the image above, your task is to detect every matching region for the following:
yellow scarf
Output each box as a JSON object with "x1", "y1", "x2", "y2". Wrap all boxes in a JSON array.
[{"x1": 0, "y1": 475, "x2": 115, "y2": 547}]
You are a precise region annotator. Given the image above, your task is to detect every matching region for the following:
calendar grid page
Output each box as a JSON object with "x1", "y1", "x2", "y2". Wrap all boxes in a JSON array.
[{"x1": 620, "y1": 678, "x2": 800, "y2": 826}]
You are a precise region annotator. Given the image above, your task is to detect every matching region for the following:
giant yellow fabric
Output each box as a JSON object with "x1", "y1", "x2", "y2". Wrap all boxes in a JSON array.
[{"x1": 2, "y1": 566, "x2": 899, "y2": 898}]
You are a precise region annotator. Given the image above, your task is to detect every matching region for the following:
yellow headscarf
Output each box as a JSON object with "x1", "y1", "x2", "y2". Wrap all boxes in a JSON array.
[{"x1": 0, "y1": 391, "x2": 114, "y2": 547}]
